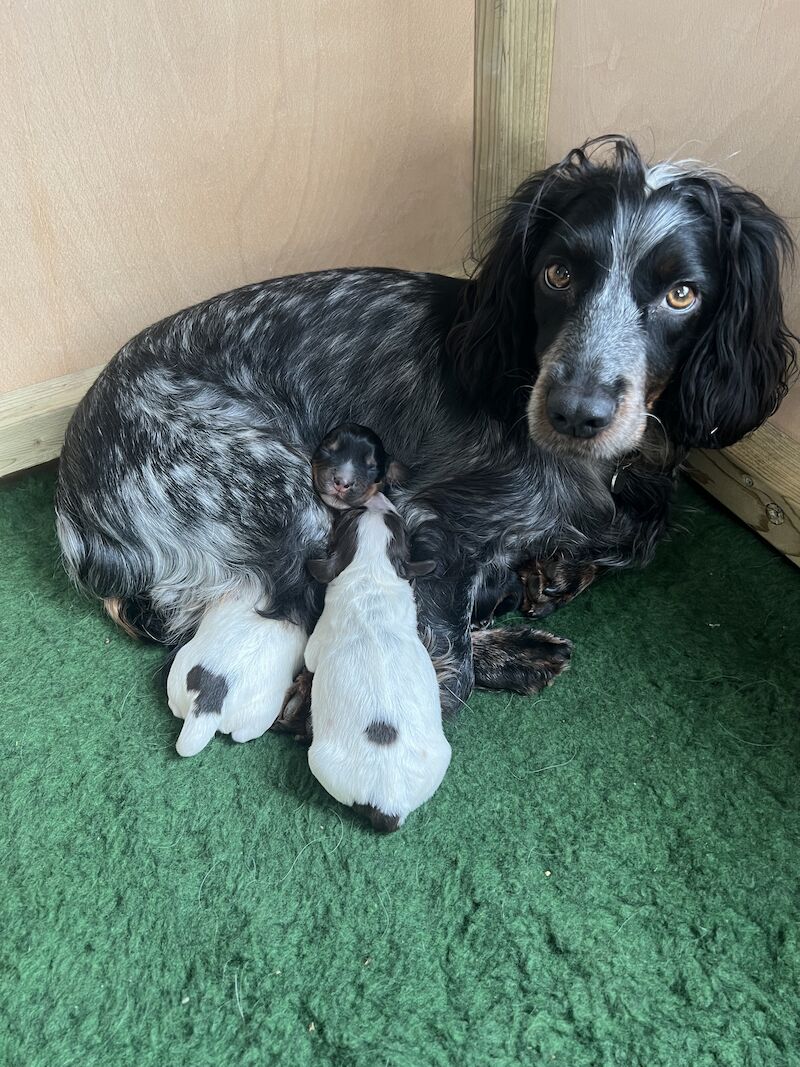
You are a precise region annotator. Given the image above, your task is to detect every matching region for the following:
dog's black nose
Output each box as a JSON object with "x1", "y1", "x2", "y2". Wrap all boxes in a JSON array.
[{"x1": 546, "y1": 385, "x2": 617, "y2": 439}]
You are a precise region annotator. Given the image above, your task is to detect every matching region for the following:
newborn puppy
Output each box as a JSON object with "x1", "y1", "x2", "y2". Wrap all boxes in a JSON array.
[
  {"x1": 167, "y1": 601, "x2": 306, "y2": 756},
  {"x1": 311, "y1": 423, "x2": 404, "y2": 510},
  {"x1": 304, "y1": 492, "x2": 449, "y2": 832}
]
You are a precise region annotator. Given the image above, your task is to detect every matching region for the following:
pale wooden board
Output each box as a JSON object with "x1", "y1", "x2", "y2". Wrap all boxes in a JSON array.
[
  {"x1": 687, "y1": 422, "x2": 800, "y2": 567},
  {"x1": 1, "y1": 0, "x2": 473, "y2": 394},
  {"x1": 473, "y1": 0, "x2": 556, "y2": 243},
  {"x1": 0, "y1": 365, "x2": 103, "y2": 477}
]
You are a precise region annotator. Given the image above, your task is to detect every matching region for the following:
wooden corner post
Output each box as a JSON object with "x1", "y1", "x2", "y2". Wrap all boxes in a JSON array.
[{"x1": 473, "y1": 0, "x2": 557, "y2": 245}]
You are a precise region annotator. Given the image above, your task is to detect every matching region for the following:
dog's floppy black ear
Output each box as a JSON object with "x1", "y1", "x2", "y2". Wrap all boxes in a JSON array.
[
  {"x1": 446, "y1": 190, "x2": 539, "y2": 419},
  {"x1": 306, "y1": 557, "x2": 337, "y2": 584},
  {"x1": 665, "y1": 183, "x2": 797, "y2": 449},
  {"x1": 446, "y1": 139, "x2": 632, "y2": 420}
]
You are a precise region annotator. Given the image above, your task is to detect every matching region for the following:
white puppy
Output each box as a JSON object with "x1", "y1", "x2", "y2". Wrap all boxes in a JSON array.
[
  {"x1": 304, "y1": 493, "x2": 450, "y2": 831},
  {"x1": 167, "y1": 598, "x2": 307, "y2": 756}
]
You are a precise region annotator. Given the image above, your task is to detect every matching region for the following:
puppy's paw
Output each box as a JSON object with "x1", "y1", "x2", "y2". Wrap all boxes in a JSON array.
[{"x1": 270, "y1": 668, "x2": 313, "y2": 742}]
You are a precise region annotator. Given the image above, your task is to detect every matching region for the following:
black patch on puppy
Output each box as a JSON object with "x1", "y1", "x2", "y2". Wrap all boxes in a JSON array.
[
  {"x1": 307, "y1": 506, "x2": 436, "y2": 585},
  {"x1": 351, "y1": 802, "x2": 401, "y2": 833},
  {"x1": 382, "y1": 511, "x2": 436, "y2": 581},
  {"x1": 186, "y1": 664, "x2": 229, "y2": 715},
  {"x1": 364, "y1": 721, "x2": 398, "y2": 745},
  {"x1": 306, "y1": 507, "x2": 364, "y2": 583}
]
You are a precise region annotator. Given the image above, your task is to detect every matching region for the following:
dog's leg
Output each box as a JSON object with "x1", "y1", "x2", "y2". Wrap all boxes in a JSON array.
[
  {"x1": 471, "y1": 626, "x2": 572, "y2": 694},
  {"x1": 415, "y1": 573, "x2": 476, "y2": 717},
  {"x1": 519, "y1": 558, "x2": 600, "y2": 618}
]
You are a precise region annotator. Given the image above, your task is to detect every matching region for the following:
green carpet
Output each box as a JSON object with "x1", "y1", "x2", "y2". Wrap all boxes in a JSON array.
[{"x1": 1, "y1": 470, "x2": 798, "y2": 1067}]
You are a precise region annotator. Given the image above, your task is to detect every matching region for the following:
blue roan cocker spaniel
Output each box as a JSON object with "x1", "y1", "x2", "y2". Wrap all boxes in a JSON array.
[{"x1": 56, "y1": 136, "x2": 796, "y2": 717}]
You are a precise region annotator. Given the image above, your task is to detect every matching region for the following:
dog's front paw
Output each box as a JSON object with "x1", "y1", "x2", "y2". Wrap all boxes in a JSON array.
[
  {"x1": 472, "y1": 625, "x2": 572, "y2": 695},
  {"x1": 519, "y1": 559, "x2": 598, "y2": 618}
]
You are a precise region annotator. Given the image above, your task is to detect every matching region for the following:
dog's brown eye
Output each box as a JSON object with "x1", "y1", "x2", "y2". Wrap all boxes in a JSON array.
[
  {"x1": 665, "y1": 283, "x2": 697, "y2": 310},
  {"x1": 543, "y1": 262, "x2": 571, "y2": 291}
]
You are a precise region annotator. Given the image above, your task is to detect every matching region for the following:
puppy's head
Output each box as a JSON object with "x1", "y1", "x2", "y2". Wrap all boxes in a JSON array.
[
  {"x1": 312, "y1": 423, "x2": 405, "y2": 510},
  {"x1": 451, "y1": 136, "x2": 796, "y2": 459}
]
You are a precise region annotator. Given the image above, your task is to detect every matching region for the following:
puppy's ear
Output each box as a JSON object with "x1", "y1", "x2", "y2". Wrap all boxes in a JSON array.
[
  {"x1": 406, "y1": 559, "x2": 437, "y2": 579},
  {"x1": 662, "y1": 181, "x2": 797, "y2": 448},
  {"x1": 385, "y1": 460, "x2": 409, "y2": 486},
  {"x1": 306, "y1": 557, "x2": 337, "y2": 584}
]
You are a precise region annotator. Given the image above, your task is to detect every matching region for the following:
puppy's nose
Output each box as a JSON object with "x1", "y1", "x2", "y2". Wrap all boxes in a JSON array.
[
  {"x1": 546, "y1": 385, "x2": 617, "y2": 439},
  {"x1": 333, "y1": 473, "x2": 353, "y2": 489}
]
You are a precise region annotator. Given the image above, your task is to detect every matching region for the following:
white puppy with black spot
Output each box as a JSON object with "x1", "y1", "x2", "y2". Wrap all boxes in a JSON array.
[
  {"x1": 167, "y1": 599, "x2": 307, "y2": 756},
  {"x1": 304, "y1": 484, "x2": 450, "y2": 832}
]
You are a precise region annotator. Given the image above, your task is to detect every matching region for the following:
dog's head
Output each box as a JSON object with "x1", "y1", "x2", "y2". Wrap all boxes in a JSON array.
[{"x1": 450, "y1": 136, "x2": 796, "y2": 458}]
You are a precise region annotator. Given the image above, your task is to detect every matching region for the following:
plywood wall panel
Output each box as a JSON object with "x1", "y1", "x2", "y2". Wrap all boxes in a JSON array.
[{"x1": 0, "y1": 1, "x2": 473, "y2": 392}]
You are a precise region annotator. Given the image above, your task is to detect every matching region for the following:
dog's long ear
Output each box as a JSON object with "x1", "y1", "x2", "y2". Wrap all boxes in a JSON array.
[
  {"x1": 446, "y1": 141, "x2": 626, "y2": 420},
  {"x1": 446, "y1": 182, "x2": 543, "y2": 419},
  {"x1": 663, "y1": 182, "x2": 797, "y2": 449}
]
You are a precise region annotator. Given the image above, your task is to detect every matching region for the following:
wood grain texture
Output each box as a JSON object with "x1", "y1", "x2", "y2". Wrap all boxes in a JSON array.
[
  {"x1": 687, "y1": 422, "x2": 800, "y2": 566},
  {"x1": 0, "y1": 1, "x2": 473, "y2": 394},
  {"x1": 473, "y1": 0, "x2": 556, "y2": 245},
  {"x1": 0, "y1": 365, "x2": 102, "y2": 477}
]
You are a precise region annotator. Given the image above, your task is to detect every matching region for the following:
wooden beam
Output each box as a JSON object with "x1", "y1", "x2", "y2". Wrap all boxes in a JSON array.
[
  {"x1": 0, "y1": 365, "x2": 103, "y2": 478},
  {"x1": 686, "y1": 421, "x2": 800, "y2": 567},
  {"x1": 473, "y1": 0, "x2": 556, "y2": 244}
]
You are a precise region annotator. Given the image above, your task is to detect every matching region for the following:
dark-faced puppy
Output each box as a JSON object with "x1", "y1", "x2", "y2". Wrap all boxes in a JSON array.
[{"x1": 311, "y1": 423, "x2": 405, "y2": 510}]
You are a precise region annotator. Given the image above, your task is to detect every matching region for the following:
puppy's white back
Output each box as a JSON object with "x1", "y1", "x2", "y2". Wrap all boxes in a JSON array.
[{"x1": 305, "y1": 508, "x2": 450, "y2": 826}]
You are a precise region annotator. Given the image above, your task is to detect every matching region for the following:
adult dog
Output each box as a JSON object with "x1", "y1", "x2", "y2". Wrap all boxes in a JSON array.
[{"x1": 56, "y1": 137, "x2": 795, "y2": 717}]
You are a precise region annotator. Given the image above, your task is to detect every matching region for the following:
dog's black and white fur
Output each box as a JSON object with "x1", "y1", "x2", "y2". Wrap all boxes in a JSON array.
[{"x1": 56, "y1": 137, "x2": 796, "y2": 714}]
